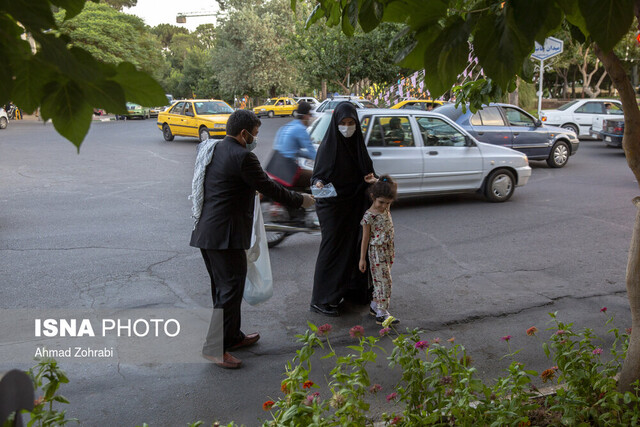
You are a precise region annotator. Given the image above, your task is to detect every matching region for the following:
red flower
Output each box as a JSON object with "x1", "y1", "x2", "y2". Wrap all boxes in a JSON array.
[
  {"x1": 349, "y1": 325, "x2": 365, "y2": 338},
  {"x1": 600, "y1": 307, "x2": 607, "y2": 313},
  {"x1": 262, "y1": 400, "x2": 275, "y2": 411},
  {"x1": 379, "y1": 327, "x2": 391, "y2": 336},
  {"x1": 369, "y1": 384, "x2": 382, "y2": 394},
  {"x1": 501, "y1": 335, "x2": 512, "y2": 342},
  {"x1": 281, "y1": 383, "x2": 289, "y2": 394},
  {"x1": 526, "y1": 326, "x2": 538, "y2": 336},
  {"x1": 303, "y1": 380, "x2": 314, "y2": 389},
  {"x1": 318, "y1": 323, "x2": 332, "y2": 336},
  {"x1": 386, "y1": 392, "x2": 398, "y2": 401},
  {"x1": 541, "y1": 367, "x2": 558, "y2": 383}
]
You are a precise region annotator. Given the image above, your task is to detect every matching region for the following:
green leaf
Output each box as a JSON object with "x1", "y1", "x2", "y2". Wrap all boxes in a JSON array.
[
  {"x1": 0, "y1": 60, "x2": 14, "y2": 109},
  {"x1": 305, "y1": 3, "x2": 325, "y2": 29},
  {"x1": 85, "y1": 80, "x2": 127, "y2": 114},
  {"x1": 3, "y1": 0, "x2": 56, "y2": 31},
  {"x1": 12, "y1": 58, "x2": 53, "y2": 114},
  {"x1": 358, "y1": 0, "x2": 383, "y2": 33},
  {"x1": 578, "y1": 0, "x2": 634, "y2": 52},
  {"x1": 341, "y1": 0, "x2": 358, "y2": 37},
  {"x1": 510, "y1": 0, "x2": 562, "y2": 43},
  {"x1": 560, "y1": 0, "x2": 588, "y2": 37},
  {"x1": 52, "y1": 0, "x2": 89, "y2": 20},
  {"x1": 397, "y1": 26, "x2": 439, "y2": 69},
  {"x1": 110, "y1": 62, "x2": 167, "y2": 107},
  {"x1": 406, "y1": 0, "x2": 447, "y2": 31},
  {"x1": 473, "y1": 10, "x2": 530, "y2": 89},
  {"x1": 40, "y1": 80, "x2": 93, "y2": 150},
  {"x1": 422, "y1": 17, "x2": 469, "y2": 98}
]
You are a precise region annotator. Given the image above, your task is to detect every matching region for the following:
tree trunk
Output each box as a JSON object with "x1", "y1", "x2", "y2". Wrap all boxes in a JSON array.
[{"x1": 595, "y1": 41, "x2": 640, "y2": 393}]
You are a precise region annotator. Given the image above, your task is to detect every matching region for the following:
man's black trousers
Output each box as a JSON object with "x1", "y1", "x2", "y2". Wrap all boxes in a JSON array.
[{"x1": 200, "y1": 248, "x2": 246, "y2": 352}]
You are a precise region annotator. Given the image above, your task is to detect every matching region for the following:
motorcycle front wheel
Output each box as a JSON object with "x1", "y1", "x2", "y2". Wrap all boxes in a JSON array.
[{"x1": 260, "y1": 200, "x2": 289, "y2": 248}]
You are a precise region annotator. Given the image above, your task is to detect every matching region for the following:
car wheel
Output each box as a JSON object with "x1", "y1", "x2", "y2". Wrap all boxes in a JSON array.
[
  {"x1": 561, "y1": 123, "x2": 579, "y2": 136},
  {"x1": 0, "y1": 117, "x2": 7, "y2": 129},
  {"x1": 547, "y1": 141, "x2": 570, "y2": 168},
  {"x1": 199, "y1": 127, "x2": 210, "y2": 142},
  {"x1": 268, "y1": 110, "x2": 274, "y2": 118},
  {"x1": 162, "y1": 124, "x2": 174, "y2": 141},
  {"x1": 485, "y1": 169, "x2": 515, "y2": 203}
]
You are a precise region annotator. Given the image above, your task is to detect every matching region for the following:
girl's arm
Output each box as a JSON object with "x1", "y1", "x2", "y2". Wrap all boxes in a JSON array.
[{"x1": 359, "y1": 223, "x2": 371, "y2": 272}]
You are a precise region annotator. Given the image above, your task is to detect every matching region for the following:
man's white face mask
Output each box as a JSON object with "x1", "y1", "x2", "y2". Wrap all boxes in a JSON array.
[{"x1": 338, "y1": 125, "x2": 356, "y2": 138}]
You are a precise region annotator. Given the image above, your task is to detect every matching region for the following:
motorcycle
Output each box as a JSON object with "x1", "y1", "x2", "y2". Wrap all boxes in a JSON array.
[{"x1": 262, "y1": 157, "x2": 320, "y2": 248}]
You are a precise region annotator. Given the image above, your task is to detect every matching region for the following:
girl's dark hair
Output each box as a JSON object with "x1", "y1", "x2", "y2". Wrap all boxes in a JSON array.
[{"x1": 368, "y1": 175, "x2": 397, "y2": 200}]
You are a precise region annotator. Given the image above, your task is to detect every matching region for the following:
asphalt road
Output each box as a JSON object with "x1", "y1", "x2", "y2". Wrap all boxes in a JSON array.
[{"x1": 0, "y1": 117, "x2": 636, "y2": 426}]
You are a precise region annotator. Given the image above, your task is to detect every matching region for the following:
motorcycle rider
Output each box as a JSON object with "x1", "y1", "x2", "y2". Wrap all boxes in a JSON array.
[{"x1": 271, "y1": 101, "x2": 317, "y2": 188}]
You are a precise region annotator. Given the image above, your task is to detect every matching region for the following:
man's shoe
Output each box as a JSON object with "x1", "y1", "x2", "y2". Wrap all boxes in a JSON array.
[
  {"x1": 369, "y1": 307, "x2": 377, "y2": 316},
  {"x1": 328, "y1": 297, "x2": 344, "y2": 309},
  {"x1": 228, "y1": 332, "x2": 260, "y2": 351},
  {"x1": 202, "y1": 352, "x2": 242, "y2": 369},
  {"x1": 310, "y1": 303, "x2": 339, "y2": 317}
]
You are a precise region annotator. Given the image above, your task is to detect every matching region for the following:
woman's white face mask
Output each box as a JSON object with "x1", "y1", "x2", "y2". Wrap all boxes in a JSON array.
[{"x1": 338, "y1": 125, "x2": 356, "y2": 138}]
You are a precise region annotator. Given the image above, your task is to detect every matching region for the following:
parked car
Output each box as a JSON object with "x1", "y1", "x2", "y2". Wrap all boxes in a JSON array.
[
  {"x1": 253, "y1": 97, "x2": 297, "y2": 118},
  {"x1": 598, "y1": 118, "x2": 625, "y2": 148},
  {"x1": 391, "y1": 99, "x2": 445, "y2": 111},
  {"x1": 0, "y1": 108, "x2": 8, "y2": 129},
  {"x1": 436, "y1": 103, "x2": 579, "y2": 168},
  {"x1": 294, "y1": 97, "x2": 320, "y2": 109},
  {"x1": 307, "y1": 108, "x2": 531, "y2": 202},
  {"x1": 157, "y1": 99, "x2": 234, "y2": 142},
  {"x1": 313, "y1": 96, "x2": 378, "y2": 118},
  {"x1": 116, "y1": 103, "x2": 150, "y2": 120},
  {"x1": 539, "y1": 98, "x2": 622, "y2": 138}
]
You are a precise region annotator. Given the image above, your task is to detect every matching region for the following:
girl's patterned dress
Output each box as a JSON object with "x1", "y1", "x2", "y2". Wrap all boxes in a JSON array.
[{"x1": 360, "y1": 210, "x2": 395, "y2": 310}]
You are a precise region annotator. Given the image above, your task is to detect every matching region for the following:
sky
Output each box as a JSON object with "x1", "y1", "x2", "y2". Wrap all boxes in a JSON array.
[{"x1": 124, "y1": 0, "x2": 222, "y2": 32}]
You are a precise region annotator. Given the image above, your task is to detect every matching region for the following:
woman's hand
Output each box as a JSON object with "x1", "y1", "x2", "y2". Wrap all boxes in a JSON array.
[
  {"x1": 364, "y1": 173, "x2": 378, "y2": 184},
  {"x1": 358, "y1": 258, "x2": 367, "y2": 273},
  {"x1": 315, "y1": 180, "x2": 324, "y2": 188}
]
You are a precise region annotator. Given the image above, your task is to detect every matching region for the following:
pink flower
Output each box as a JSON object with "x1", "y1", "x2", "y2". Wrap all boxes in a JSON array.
[
  {"x1": 349, "y1": 325, "x2": 365, "y2": 338},
  {"x1": 415, "y1": 340, "x2": 429, "y2": 350},
  {"x1": 369, "y1": 384, "x2": 382, "y2": 394},
  {"x1": 555, "y1": 330, "x2": 566, "y2": 335},
  {"x1": 432, "y1": 337, "x2": 440, "y2": 344},
  {"x1": 592, "y1": 348, "x2": 603, "y2": 355},
  {"x1": 379, "y1": 327, "x2": 391, "y2": 336},
  {"x1": 386, "y1": 392, "x2": 398, "y2": 401},
  {"x1": 600, "y1": 307, "x2": 607, "y2": 313},
  {"x1": 501, "y1": 335, "x2": 512, "y2": 342},
  {"x1": 304, "y1": 392, "x2": 320, "y2": 405},
  {"x1": 626, "y1": 327, "x2": 632, "y2": 335},
  {"x1": 390, "y1": 416, "x2": 403, "y2": 425},
  {"x1": 318, "y1": 324, "x2": 332, "y2": 336}
]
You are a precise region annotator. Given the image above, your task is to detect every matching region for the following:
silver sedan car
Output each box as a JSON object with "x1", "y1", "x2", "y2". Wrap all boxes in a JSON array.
[{"x1": 307, "y1": 108, "x2": 531, "y2": 202}]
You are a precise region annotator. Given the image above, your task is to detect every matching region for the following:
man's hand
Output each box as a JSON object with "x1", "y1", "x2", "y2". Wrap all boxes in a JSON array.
[
  {"x1": 301, "y1": 193, "x2": 315, "y2": 208},
  {"x1": 364, "y1": 173, "x2": 377, "y2": 184}
]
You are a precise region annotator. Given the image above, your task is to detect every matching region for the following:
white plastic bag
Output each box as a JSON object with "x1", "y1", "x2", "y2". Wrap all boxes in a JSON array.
[{"x1": 244, "y1": 194, "x2": 273, "y2": 305}]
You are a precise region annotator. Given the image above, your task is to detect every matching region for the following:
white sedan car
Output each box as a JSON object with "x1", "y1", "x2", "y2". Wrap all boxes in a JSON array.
[
  {"x1": 308, "y1": 109, "x2": 531, "y2": 202},
  {"x1": 539, "y1": 98, "x2": 622, "y2": 138},
  {"x1": 0, "y1": 107, "x2": 7, "y2": 129}
]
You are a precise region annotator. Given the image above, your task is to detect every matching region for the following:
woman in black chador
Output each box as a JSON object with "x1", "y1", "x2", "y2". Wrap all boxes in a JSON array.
[{"x1": 310, "y1": 102, "x2": 377, "y2": 316}]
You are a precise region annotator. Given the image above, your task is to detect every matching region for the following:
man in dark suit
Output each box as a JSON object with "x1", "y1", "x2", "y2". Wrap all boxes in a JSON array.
[{"x1": 191, "y1": 110, "x2": 314, "y2": 369}]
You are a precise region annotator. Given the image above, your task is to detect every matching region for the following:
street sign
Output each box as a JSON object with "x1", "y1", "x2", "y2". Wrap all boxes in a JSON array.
[{"x1": 531, "y1": 37, "x2": 564, "y2": 60}]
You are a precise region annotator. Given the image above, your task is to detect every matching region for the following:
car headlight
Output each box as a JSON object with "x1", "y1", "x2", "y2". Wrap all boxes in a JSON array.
[{"x1": 523, "y1": 155, "x2": 529, "y2": 166}]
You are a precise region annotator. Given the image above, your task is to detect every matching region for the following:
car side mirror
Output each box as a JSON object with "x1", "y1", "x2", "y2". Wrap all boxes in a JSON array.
[
  {"x1": 534, "y1": 119, "x2": 542, "y2": 127},
  {"x1": 465, "y1": 136, "x2": 475, "y2": 147}
]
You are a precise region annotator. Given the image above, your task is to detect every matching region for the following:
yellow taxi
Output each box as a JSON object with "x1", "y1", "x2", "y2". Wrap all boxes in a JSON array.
[
  {"x1": 253, "y1": 97, "x2": 297, "y2": 118},
  {"x1": 157, "y1": 99, "x2": 234, "y2": 142},
  {"x1": 390, "y1": 99, "x2": 444, "y2": 111}
]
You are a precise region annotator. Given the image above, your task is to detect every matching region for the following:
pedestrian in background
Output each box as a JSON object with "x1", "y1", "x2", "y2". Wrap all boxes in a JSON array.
[
  {"x1": 190, "y1": 110, "x2": 314, "y2": 369},
  {"x1": 310, "y1": 102, "x2": 377, "y2": 317},
  {"x1": 359, "y1": 175, "x2": 400, "y2": 325}
]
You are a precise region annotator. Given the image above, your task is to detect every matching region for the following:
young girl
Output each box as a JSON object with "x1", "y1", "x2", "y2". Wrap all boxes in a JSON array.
[{"x1": 359, "y1": 175, "x2": 399, "y2": 325}]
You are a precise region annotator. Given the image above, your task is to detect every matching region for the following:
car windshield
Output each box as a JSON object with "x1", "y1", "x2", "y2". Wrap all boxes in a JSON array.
[
  {"x1": 126, "y1": 103, "x2": 140, "y2": 109},
  {"x1": 308, "y1": 114, "x2": 332, "y2": 144},
  {"x1": 194, "y1": 101, "x2": 233, "y2": 115},
  {"x1": 557, "y1": 100, "x2": 579, "y2": 111},
  {"x1": 264, "y1": 99, "x2": 277, "y2": 106}
]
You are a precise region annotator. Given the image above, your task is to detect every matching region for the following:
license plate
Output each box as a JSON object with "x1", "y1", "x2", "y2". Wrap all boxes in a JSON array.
[{"x1": 605, "y1": 136, "x2": 611, "y2": 142}]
